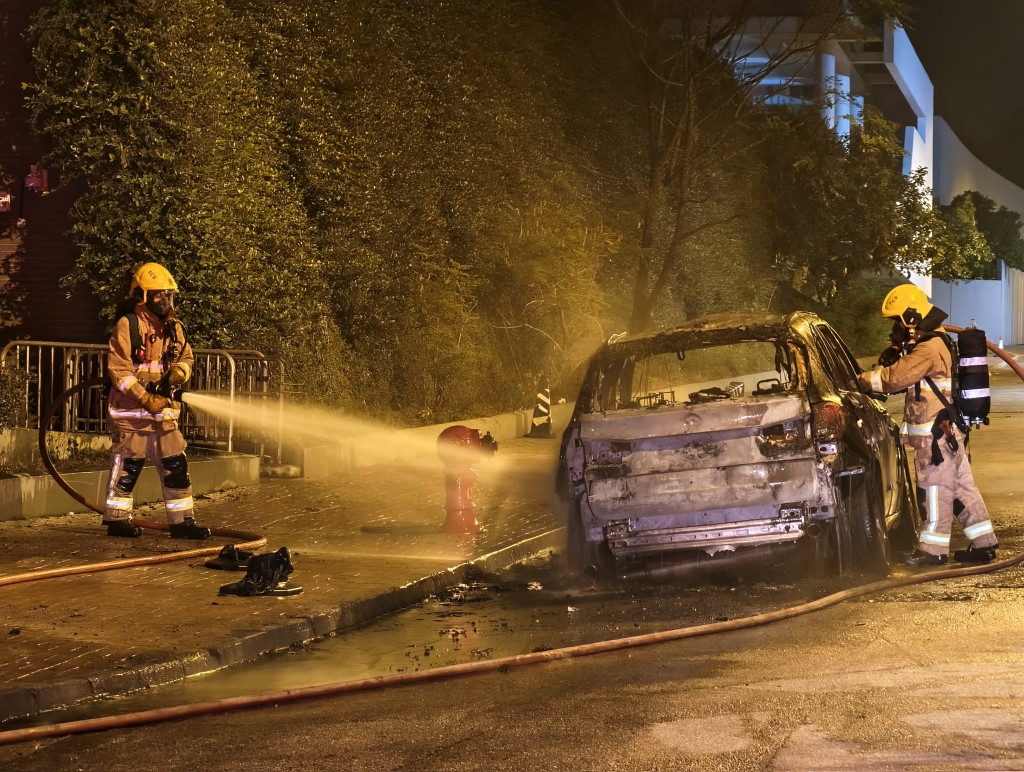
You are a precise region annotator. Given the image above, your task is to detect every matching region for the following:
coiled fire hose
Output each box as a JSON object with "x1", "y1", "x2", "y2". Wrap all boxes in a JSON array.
[
  {"x1": 0, "y1": 377, "x2": 266, "y2": 589},
  {"x1": 0, "y1": 338, "x2": 1020, "y2": 744}
]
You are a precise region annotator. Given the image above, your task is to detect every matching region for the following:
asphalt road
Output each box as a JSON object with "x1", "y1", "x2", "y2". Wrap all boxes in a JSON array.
[{"x1": 3, "y1": 556, "x2": 1024, "y2": 772}]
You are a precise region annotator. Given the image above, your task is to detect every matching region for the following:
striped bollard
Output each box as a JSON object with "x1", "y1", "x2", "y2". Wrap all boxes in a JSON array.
[{"x1": 528, "y1": 379, "x2": 552, "y2": 438}]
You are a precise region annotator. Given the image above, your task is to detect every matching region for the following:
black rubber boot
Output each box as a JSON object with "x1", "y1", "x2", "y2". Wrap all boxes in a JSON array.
[
  {"x1": 904, "y1": 549, "x2": 948, "y2": 566},
  {"x1": 953, "y1": 545, "x2": 997, "y2": 564},
  {"x1": 169, "y1": 517, "x2": 211, "y2": 540},
  {"x1": 103, "y1": 519, "x2": 142, "y2": 538}
]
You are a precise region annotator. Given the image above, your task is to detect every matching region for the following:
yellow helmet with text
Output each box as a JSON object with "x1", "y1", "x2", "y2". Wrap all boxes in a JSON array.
[
  {"x1": 130, "y1": 262, "x2": 178, "y2": 302},
  {"x1": 881, "y1": 283, "x2": 932, "y2": 328}
]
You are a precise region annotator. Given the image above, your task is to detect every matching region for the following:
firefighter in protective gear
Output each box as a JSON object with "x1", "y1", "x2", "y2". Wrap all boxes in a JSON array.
[
  {"x1": 858, "y1": 284, "x2": 998, "y2": 566},
  {"x1": 103, "y1": 262, "x2": 211, "y2": 539}
]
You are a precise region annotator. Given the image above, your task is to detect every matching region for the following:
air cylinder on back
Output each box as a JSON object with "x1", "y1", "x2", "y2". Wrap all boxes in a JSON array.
[{"x1": 957, "y1": 327, "x2": 990, "y2": 424}]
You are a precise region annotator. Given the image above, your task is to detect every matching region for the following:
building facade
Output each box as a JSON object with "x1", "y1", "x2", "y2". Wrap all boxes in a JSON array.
[
  {"x1": 800, "y1": 22, "x2": 1023, "y2": 344},
  {"x1": 930, "y1": 117, "x2": 1024, "y2": 345}
]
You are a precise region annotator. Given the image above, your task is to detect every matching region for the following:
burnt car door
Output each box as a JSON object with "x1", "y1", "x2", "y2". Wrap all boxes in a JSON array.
[
  {"x1": 807, "y1": 322, "x2": 900, "y2": 571},
  {"x1": 812, "y1": 322, "x2": 907, "y2": 506},
  {"x1": 809, "y1": 322, "x2": 887, "y2": 464}
]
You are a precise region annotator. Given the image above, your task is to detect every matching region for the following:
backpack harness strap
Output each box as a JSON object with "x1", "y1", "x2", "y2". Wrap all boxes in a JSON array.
[
  {"x1": 126, "y1": 313, "x2": 145, "y2": 366},
  {"x1": 914, "y1": 330, "x2": 967, "y2": 465}
]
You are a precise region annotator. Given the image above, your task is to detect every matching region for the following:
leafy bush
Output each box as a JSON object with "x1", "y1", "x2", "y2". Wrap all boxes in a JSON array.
[
  {"x1": 0, "y1": 367, "x2": 28, "y2": 432},
  {"x1": 816, "y1": 274, "x2": 899, "y2": 357}
]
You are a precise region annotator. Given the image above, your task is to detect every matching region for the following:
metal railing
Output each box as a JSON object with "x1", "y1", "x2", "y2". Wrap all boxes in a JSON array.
[{"x1": 0, "y1": 341, "x2": 286, "y2": 462}]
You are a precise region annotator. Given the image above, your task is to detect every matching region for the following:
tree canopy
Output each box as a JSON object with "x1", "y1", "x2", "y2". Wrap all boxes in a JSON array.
[
  {"x1": 21, "y1": 0, "x2": 1007, "y2": 422},
  {"x1": 26, "y1": 0, "x2": 621, "y2": 419},
  {"x1": 610, "y1": 0, "x2": 913, "y2": 331},
  {"x1": 760, "y1": 105, "x2": 938, "y2": 302},
  {"x1": 932, "y1": 190, "x2": 1024, "y2": 280}
]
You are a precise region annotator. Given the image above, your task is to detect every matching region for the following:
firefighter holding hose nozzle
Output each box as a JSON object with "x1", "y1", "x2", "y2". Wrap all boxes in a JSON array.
[
  {"x1": 858, "y1": 283, "x2": 998, "y2": 567},
  {"x1": 102, "y1": 262, "x2": 210, "y2": 540}
]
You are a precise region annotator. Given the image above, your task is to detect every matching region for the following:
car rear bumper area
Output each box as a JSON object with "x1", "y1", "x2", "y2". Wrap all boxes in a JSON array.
[
  {"x1": 604, "y1": 514, "x2": 807, "y2": 561},
  {"x1": 585, "y1": 459, "x2": 820, "y2": 519},
  {"x1": 615, "y1": 540, "x2": 807, "y2": 582}
]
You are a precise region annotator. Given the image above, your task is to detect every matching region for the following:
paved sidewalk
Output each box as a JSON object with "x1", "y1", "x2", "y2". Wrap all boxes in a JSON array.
[{"x1": 0, "y1": 435, "x2": 565, "y2": 724}]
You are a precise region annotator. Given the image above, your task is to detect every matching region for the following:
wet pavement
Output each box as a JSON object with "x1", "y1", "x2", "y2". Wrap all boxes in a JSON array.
[{"x1": 0, "y1": 434, "x2": 564, "y2": 725}]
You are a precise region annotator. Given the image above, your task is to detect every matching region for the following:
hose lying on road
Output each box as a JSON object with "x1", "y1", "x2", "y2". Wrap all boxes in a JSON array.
[
  {"x1": 2, "y1": 377, "x2": 267, "y2": 589},
  {"x1": 1, "y1": 551, "x2": 1021, "y2": 747},
  {"x1": 0, "y1": 535, "x2": 266, "y2": 588}
]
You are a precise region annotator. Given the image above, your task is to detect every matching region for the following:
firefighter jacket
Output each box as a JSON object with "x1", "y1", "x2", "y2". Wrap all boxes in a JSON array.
[
  {"x1": 857, "y1": 331, "x2": 953, "y2": 453},
  {"x1": 107, "y1": 303, "x2": 194, "y2": 429}
]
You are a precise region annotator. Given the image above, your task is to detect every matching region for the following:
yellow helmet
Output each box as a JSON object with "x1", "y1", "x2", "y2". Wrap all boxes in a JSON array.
[
  {"x1": 130, "y1": 262, "x2": 178, "y2": 302},
  {"x1": 881, "y1": 283, "x2": 932, "y2": 328}
]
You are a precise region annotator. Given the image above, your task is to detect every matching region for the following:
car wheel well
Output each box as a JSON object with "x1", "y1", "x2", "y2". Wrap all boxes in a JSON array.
[
  {"x1": 820, "y1": 465, "x2": 890, "y2": 578},
  {"x1": 565, "y1": 499, "x2": 612, "y2": 578}
]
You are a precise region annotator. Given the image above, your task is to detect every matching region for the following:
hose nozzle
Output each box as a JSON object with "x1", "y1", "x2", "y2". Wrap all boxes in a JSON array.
[{"x1": 147, "y1": 380, "x2": 185, "y2": 401}]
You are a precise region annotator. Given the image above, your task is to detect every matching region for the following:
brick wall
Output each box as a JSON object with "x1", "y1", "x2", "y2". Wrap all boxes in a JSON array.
[{"x1": 0, "y1": 1, "x2": 104, "y2": 346}]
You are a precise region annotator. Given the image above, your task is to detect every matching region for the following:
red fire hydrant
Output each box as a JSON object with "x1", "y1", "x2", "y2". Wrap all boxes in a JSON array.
[{"x1": 436, "y1": 426, "x2": 498, "y2": 534}]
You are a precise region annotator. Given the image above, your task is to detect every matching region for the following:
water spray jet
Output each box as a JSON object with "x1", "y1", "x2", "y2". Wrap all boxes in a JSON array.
[{"x1": 183, "y1": 391, "x2": 450, "y2": 469}]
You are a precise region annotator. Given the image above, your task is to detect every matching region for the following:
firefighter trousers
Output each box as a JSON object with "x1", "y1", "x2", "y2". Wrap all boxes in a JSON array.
[
  {"x1": 104, "y1": 423, "x2": 194, "y2": 524},
  {"x1": 912, "y1": 428, "x2": 997, "y2": 557}
]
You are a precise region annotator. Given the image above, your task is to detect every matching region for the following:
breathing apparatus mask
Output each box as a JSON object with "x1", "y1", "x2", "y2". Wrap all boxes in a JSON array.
[
  {"x1": 144, "y1": 289, "x2": 175, "y2": 318},
  {"x1": 888, "y1": 319, "x2": 911, "y2": 347}
]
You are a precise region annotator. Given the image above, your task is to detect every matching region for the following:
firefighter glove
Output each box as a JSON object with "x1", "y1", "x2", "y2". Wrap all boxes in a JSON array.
[
  {"x1": 137, "y1": 392, "x2": 172, "y2": 415},
  {"x1": 877, "y1": 345, "x2": 902, "y2": 367},
  {"x1": 165, "y1": 364, "x2": 188, "y2": 386}
]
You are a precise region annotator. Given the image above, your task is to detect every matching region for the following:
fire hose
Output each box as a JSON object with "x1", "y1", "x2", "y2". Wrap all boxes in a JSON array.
[
  {"x1": 0, "y1": 338, "x2": 1020, "y2": 744},
  {"x1": 0, "y1": 377, "x2": 266, "y2": 589}
]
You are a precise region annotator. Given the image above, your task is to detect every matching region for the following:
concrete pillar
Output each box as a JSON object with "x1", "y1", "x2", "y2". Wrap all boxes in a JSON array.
[
  {"x1": 835, "y1": 74, "x2": 852, "y2": 141},
  {"x1": 819, "y1": 52, "x2": 836, "y2": 129},
  {"x1": 852, "y1": 95, "x2": 864, "y2": 129}
]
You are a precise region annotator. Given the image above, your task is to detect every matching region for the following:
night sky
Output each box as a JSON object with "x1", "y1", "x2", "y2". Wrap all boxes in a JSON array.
[{"x1": 903, "y1": 1, "x2": 1024, "y2": 188}]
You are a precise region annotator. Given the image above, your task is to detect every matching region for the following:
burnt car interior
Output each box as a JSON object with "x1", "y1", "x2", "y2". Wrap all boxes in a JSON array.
[{"x1": 590, "y1": 339, "x2": 800, "y2": 413}]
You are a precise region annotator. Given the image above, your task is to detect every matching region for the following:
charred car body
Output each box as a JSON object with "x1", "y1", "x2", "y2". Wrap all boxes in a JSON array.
[{"x1": 557, "y1": 312, "x2": 919, "y2": 581}]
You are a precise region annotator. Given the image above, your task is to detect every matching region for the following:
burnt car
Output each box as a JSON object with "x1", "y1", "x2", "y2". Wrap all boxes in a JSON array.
[{"x1": 556, "y1": 312, "x2": 920, "y2": 581}]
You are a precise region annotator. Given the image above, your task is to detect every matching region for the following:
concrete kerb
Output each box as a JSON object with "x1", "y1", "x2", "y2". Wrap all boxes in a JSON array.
[
  {"x1": 0, "y1": 528, "x2": 563, "y2": 724},
  {"x1": 0, "y1": 454, "x2": 260, "y2": 522}
]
